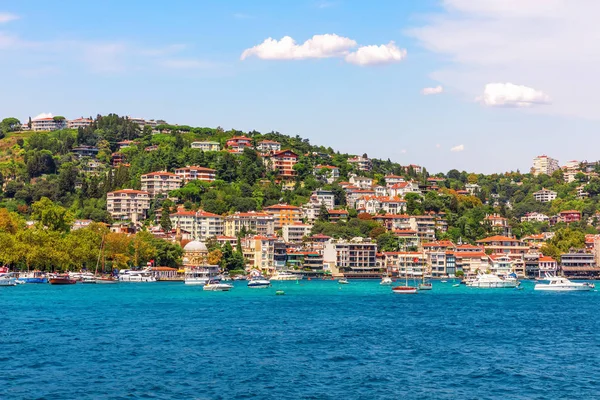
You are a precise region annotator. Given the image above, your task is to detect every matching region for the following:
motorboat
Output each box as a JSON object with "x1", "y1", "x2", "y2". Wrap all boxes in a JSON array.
[
  {"x1": 203, "y1": 280, "x2": 233, "y2": 291},
  {"x1": 338, "y1": 278, "x2": 349, "y2": 284},
  {"x1": 49, "y1": 274, "x2": 77, "y2": 285},
  {"x1": 380, "y1": 276, "x2": 393, "y2": 285},
  {"x1": 418, "y1": 282, "x2": 433, "y2": 290},
  {"x1": 392, "y1": 286, "x2": 418, "y2": 294},
  {"x1": 466, "y1": 274, "x2": 517, "y2": 288},
  {"x1": 534, "y1": 275, "x2": 594, "y2": 292},
  {"x1": 248, "y1": 276, "x2": 271, "y2": 288},
  {"x1": 70, "y1": 272, "x2": 94, "y2": 282},
  {"x1": 81, "y1": 276, "x2": 97, "y2": 284},
  {"x1": 118, "y1": 268, "x2": 157, "y2": 282},
  {"x1": 16, "y1": 271, "x2": 48, "y2": 284},
  {"x1": 270, "y1": 271, "x2": 301, "y2": 281},
  {"x1": 95, "y1": 276, "x2": 118, "y2": 284},
  {"x1": 0, "y1": 273, "x2": 18, "y2": 286}
]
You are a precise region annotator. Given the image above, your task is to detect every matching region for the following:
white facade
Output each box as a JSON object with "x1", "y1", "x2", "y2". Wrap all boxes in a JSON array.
[
  {"x1": 349, "y1": 176, "x2": 374, "y2": 189},
  {"x1": 347, "y1": 156, "x2": 372, "y2": 172},
  {"x1": 282, "y1": 224, "x2": 313, "y2": 242},
  {"x1": 191, "y1": 141, "x2": 221, "y2": 152},
  {"x1": 68, "y1": 118, "x2": 93, "y2": 129},
  {"x1": 224, "y1": 212, "x2": 275, "y2": 237},
  {"x1": 31, "y1": 118, "x2": 67, "y2": 131},
  {"x1": 257, "y1": 140, "x2": 281, "y2": 153},
  {"x1": 520, "y1": 212, "x2": 550, "y2": 223},
  {"x1": 533, "y1": 188, "x2": 557, "y2": 203},
  {"x1": 532, "y1": 155, "x2": 559, "y2": 176},
  {"x1": 314, "y1": 165, "x2": 340, "y2": 183},
  {"x1": 141, "y1": 172, "x2": 182, "y2": 198},
  {"x1": 174, "y1": 166, "x2": 216, "y2": 183},
  {"x1": 170, "y1": 210, "x2": 224, "y2": 240},
  {"x1": 107, "y1": 189, "x2": 151, "y2": 223}
]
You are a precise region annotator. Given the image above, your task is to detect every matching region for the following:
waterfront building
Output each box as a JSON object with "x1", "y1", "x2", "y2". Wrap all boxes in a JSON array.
[
  {"x1": 476, "y1": 235, "x2": 529, "y2": 256},
  {"x1": 224, "y1": 211, "x2": 274, "y2": 237},
  {"x1": 263, "y1": 204, "x2": 303, "y2": 229},
  {"x1": 174, "y1": 166, "x2": 216, "y2": 183},
  {"x1": 347, "y1": 156, "x2": 372, "y2": 172},
  {"x1": 170, "y1": 209, "x2": 224, "y2": 240},
  {"x1": 561, "y1": 250, "x2": 599, "y2": 277},
  {"x1": 285, "y1": 250, "x2": 324, "y2": 274},
  {"x1": 533, "y1": 188, "x2": 557, "y2": 202},
  {"x1": 532, "y1": 155, "x2": 560, "y2": 176},
  {"x1": 423, "y1": 241, "x2": 456, "y2": 278},
  {"x1": 140, "y1": 171, "x2": 182, "y2": 198},
  {"x1": 323, "y1": 238, "x2": 379, "y2": 278},
  {"x1": 107, "y1": 189, "x2": 151, "y2": 223},
  {"x1": 314, "y1": 165, "x2": 340, "y2": 183},
  {"x1": 242, "y1": 235, "x2": 276, "y2": 273},
  {"x1": 191, "y1": 141, "x2": 221, "y2": 152}
]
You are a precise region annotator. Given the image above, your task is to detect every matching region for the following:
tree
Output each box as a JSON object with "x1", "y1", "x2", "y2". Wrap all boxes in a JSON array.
[
  {"x1": 0, "y1": 117, "x2": 21, "y2": 134},
  {"x1": 317, "y1": 203, "x2": 329, "y2": 222},
  {"x1": 31, "y1": 197, "x2": 73, "y2": 232},
  {"x1": 160, "y1": 208, "x2": 172, "y2": 232}
]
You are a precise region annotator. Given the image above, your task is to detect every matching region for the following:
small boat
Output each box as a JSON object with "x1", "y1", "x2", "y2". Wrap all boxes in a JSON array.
[
  {"x1": 248, "y1": 275, "x2": 271, "y2": 288},
  {"x1": 270, "y1": 271, "x2": 302, "y2": 281},
  {"x1": 338, "y1": 278, "x2": 349, "y2": 284},
  {"x1": 95, "y1": 276, "x2": 118, "y2": 284},
  {"x1": 392, "y1": 286, "x2": 418, "y2": 294},
  {"x1": 0, "y1": 273, "x2": 18, "y2": 287},
  {"x1": 534, "y1": 275, "x2": 593, "y2": 292},
  {"x1": 276, "y1": 290, "x2": 285, "y2": 295},
  {"x1": 49, "y1": 274, "x2": 76, "y2": 285},
  {"x1": 203, "y1": 280, "x2": 233, "y2": 291},
  {"x1": 452, "y1": 283, "x2": 460, "y2": 287},
  {"x1": 441, "y1": 280, "x2": 448, "y2": 283},
  {"x1": 380, "y1": 276, "x2": 393, "y2": 285},
  {"x1": 418, "y1": 282, "x2": 433, "y2": 290},
  {"x1": 81, "y1": 276, "x2": 97, "y2": 284}
]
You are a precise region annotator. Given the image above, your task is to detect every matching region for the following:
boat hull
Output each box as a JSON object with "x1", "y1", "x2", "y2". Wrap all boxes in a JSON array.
[
  {"x1": 534, "y1": 285, "x2": 592, "y2": 291},
  {"x1": 418, "y1": 284, "x2": 433, "y2": 290},
  {"x1": 0, "y1": 279, "x2": 17, "y2": 286},
  {"x1": 17, "y1": 277, "x2": 48, "y2": 284},
  {"x1": 248, "y1": 282, "x2": 271, "y2": 288},
  {"x1": 467, "y1": 282, "x2": 517, "y2": 288},
  {"x1": 392, "y1": 286, "x2": 418, "y2": 294},
  {"x1": 49, "y1": 278, "x2": 76, "y2": 285},
  {"x1": 95, "y1": 279, "x2": 118, "y2": 284},
  {"x1": 203, "y1": 284, "x2": 233, "y2": 292}
]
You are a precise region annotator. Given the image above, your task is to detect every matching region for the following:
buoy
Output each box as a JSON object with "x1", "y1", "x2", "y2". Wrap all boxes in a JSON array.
[{"x1": 276, "y1": 290, "x2": 285, "y2": 295}]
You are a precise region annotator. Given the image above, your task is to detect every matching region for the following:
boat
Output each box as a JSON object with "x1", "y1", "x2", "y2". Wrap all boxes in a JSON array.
[
  {"x1": 418, "y1": 272, "x2": 433, "y2": 290},
  {"x1": 81, "y1": 276, "x2": 97, "y2": 284},
  {"x1": 441, "y1": 280, "x2": 448, "y2": 283},
  {"x1": 95, "y1": 276, "x2": 118, "y2": 284},
  {"x1": 0, "y1": 273, "x2": 18, "y2": 286},
  {"x1": 184, "y1": 268, "x2": 213, "y2": 285},
  {"x1": 49, "y1": 274, "x2": 76, "y2": 285},
  {"x1": 203, "y1": 280, "x2": 233, "y2": 291},
  {"x1": 466, "y1": 273, "x2": 518, "y2": 288},
  {"x1": 270, "y1": 271, "x2": 302, "y2": 281},
  {"x1": 392, "y1": 286, "x2": 418, "y2": 294},
  {"x1": 338, "y1": 278, "x2": 349, "y2": 284},
  {"x1": 16, "y1": 271, "x2": 48, "y2": 284},
  {"x1": 276, "y1": 290, "x2": 285, "y2": 295},
  {"x1": 380, "y1": 276, "x2": 393, "y2": 285},
  {"x1": 118, "y1": 268, "x2": 157, "y2": 282},
  {"x1": 534, "y1": 275, "x2": 594, "y2": 292},
  {"x1": 248, "y1": 275, "x2": 271, "y2": 288}
]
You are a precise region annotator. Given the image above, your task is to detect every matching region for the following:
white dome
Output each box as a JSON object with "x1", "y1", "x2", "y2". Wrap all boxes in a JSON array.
[{"x1": 183, "y1": 240, "x2": 207, "y2": 252}]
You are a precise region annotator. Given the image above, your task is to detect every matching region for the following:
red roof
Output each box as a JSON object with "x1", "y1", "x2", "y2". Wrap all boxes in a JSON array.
[
  {"x1": 142, "y1": 171, "x2": 178, "y2": 177},
  {"x1": 109, "y1": 189, "x2": 148, "y2": 195},
  {"x1": 271, "y1": 149, "x2": 298, "y2": 158},
  {"x1": 559, "y1": 210, "x2": 581, "y2": 214},
  {"x1": 539, "y1": 256, "x2": 556, "y2": 262},
  {"x1": 477, "y1": 236, "x2": 520, "y2": 243},
  {"x1": 264, "y1": 204, "x2": 300, "y2": 210},
  {"x1": 328, "y1": 209, "x2": 349, "y2": 214},
  {"x1": 315, "y1": 165, "x2": 339, "y2": 170}
]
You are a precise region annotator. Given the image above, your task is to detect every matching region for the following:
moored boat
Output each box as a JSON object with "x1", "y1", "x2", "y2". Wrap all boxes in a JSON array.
[
  {"x1": 418, "y1": 282, "x2": 433, "y2": 290},
  {"x1": 534, "y1": 275, "x2": 593, "y2": 292},
  {"x1": 95, "y1": 276, "x2": 118, "y2": 284},
  {"x1": 49, "y1": 274, "x2": 76, "y2": 285},
  {"x1": 392, "y1": 286, "x2": 418, "y2": 294},
  {"x1": 203, "y1": 280, "x2": 233, "y2": 291},
  {"x1": 466, "y1": 274, "x2": 517, "y2": 288},
  {"x1": 16, "y1": 271, "x2": 48, "y2": 284},
  {"x1": 380, "y1": 276, "x2": 393, "y2": 285},
  {"x1": 338, "y1": 277, "x2": 349, "y2": 284},
  {"x1": 270, "y1": 271, "x2": 302, "y2": 281},
  {"x1": 0, "y1": 273, "x2": 18, "y2": 286},
  {"x1": 119, "y1": 268, "x2": 157, "y2": 282},
  {"x1": 248, "y1": 275, "x2": 271, "y2": 288}
]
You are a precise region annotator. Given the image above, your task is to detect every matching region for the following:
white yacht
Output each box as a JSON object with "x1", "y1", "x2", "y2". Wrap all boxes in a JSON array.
[
  {"x1": 534, "y1": 275, "x2": 594, "y2": 292},
  {"x1": 0, "y1": 273, "x2": 17, "y2": 286},
  {"x1": 119, "y1": 268, "x2": 157, "y2": 282},
  {"x1": 248, "y1": 276, "x2": 271, "y2": 288},
  {"x1": 270, "y1": 271, "x2": 301, "y2": 281},
  {"x1": 466, "y1": 274, "x2": 518, "y2": 288},
  {"x1": 203, "y1": 280, "x2": 233, "y2": 292},
  {"x1": 380, "y1": 276, "x2": 393, "y2": 285}
]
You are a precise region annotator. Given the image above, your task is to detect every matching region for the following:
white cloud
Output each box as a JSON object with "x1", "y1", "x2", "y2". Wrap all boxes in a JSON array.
[
  {"x1": 478, "y1": 82, "x2": 551, "y2": 107},
  {"x1": 0, "y1": 12, "x2": 19, "y2": 24},
  {"x1": 241, "y1": 34, "x2": 356, "y2": 60},
  {"x1": 422, "y1": 85, "x2": 444, "y2": 95},
  {"x1": 450, "y1": 144, "x2": 465, "y2": 152},
  {"x1": 407, "y1": 0, "x2": 600, "y2": 118},
  {"x1": 160, "y1": 59, "x2": 215, "y2": 69},
  {"x1": 345, "y1": 41, "x2": 406, "y2": 66},
  {"x1": 33, "y1": 112, "x2": 53, "y2": 120}
]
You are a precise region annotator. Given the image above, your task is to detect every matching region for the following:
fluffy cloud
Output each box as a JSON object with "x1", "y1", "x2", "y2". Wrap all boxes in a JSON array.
[
  {"x1": 345, "y1": 41, "x2": 407, "y2": 66},
  {"x1": 33, "y1": 112, "x2": 53, "y2": 120},
  {"x1": 478, "y1": 83, "x2": 551, "y2": 107},
  {"x1": 407, "y1": 0, "x2": 600, "y2": 118},
  {"x1": 450, "y1": 144, "x2": 465, "y2": 152},
  {"x1": 240, "y1": 34, "x2": 356, "y2": 60},
  {"x1": 0, "y1": 12, "x2": 19, "y2": 24},
  {"x1": 422, "y1": 85, "x2": 444, "y2": 95}
]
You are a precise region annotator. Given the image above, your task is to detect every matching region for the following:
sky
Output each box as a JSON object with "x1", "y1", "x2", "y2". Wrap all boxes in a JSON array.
[{"x1": 0, "y1": 0, "x2": 598, "y2": 174}]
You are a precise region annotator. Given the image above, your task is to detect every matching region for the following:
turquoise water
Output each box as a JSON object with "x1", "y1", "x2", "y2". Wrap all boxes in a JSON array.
[{"x1": 3, "y1": 280, "x2": 600, "y2": 399}]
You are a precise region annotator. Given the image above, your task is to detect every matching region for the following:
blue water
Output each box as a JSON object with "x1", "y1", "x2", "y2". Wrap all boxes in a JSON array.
[{"x1": 3, "y1": 280, "x2": 600, "y2": 399}]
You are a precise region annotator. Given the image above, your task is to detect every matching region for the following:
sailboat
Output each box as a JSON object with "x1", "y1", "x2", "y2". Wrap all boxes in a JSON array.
[
  {"x1": 418, "y1": 269, "x2": 432, "y2": 291},
  {"x1": 392, "y1": 265, "x2": 418, "y2": 294},
  {"x1": 94, "y1": 235, "x2": 118, "y2": 284}
]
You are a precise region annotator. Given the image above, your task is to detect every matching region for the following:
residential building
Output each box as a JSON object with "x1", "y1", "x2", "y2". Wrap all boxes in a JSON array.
[
  {"x1": 561, "y1": 250, "x2": 599, "y2": 277},
  {"x1": 267, "y1": 149, "x2": 298, "y2": 178},
  {"x1": 263, "y1": 204, "x2": 303, "y2": 229},
  {"x1": 403, "y1": 164, "x2": 423, "y2": 174},
  {"x1": 314, "y1": 165, "x2": 340, "y2": 183},
  {"x1": 355, "y1": 196, "x2": 406, "y2": 215},
  {"x1": 72, "y1": 219, "x2": 93, "y2": 231},
  {"x1": 112, "y1": 152, "x2": 126, "y2": 167},
  {"x1": 521, "y1": 234, "x2": 548, "y2": 249},
  {"x1": 388, "y1": 181, "x2": 421, "y2": 197},
  {"x1": 282, "y1": 223, "x2": 313, "y2": 242},
  {"x1": 323, "y1": 238, "x2": 379, "y2": 278},
  {"x1": 140, "y1": 171, "x2": 182, "y2": 198},
  {"x1": 373, "y1": 214, "x2": 411, "y2": 231},
  {"x1": 224, "y1": 211, "x2": 274, "y2": 237},
  {"x1": 533, "y1": 188, "x2": 557, "y2": 202},
  {"x1": 257, "y1": 140, "x2": 281, "y2": 153},
  {"x1": 484, "y1": 214, "x2": 511, "y2": 236},
  {"x1": 410, "y1": 214, "x2": 437, "y2": 242},
  {"x1": 242, "y1": 235, "x2": 276, "y2": 272},
  {"x1": 191, "y1": 141, "x2": 221, "y2": 152},
  {"x1": 520, "y1": 212, "x2": 549, "y2": 223},
  {"x1": 174, "y1": 166, "x2": 216, "y2": 183},
  {"x1": 454, "y1": 249, "x2": 490, "y2": 275},
  {"x1": 384, "y1": 175, "x2": 404, "y2": 186},
  {"x1": 67, "y1": 117, "x2": 93, "y2": 129},
  {"x1": 382, "y1": 252, "x2": 427, "y2": 277},
  {"x1": 476, "y1": 235, "x2": 529, "y2": 256},
  {"x1": 489, "y1": 254, "x2": 514, "y2": 276},
  {"x1": 31, "y1": 117, "x2": 67, "y2": 131},
  {"x1": 310, "y1": 189, "x2": 335, "y2": 209},
  {"x1": 539, "y1": 255, "x2": 558, "y2": 277},
  {"x1": 327, "y1": 209, "x2": 349, "y2": 222},
  {"x1": 349, "y1": 176, "x2": 374, "y2": 189},
  {"x1": 170, "y1": 209, "x2": 224, "y2": 240},
  {"x1": 285, "y1": 251, "x2": 324, "y2": 274},
  {"x1": 226, "y1": 136, "x2": 252, "y2": 153},
  {"x1": 558, "y1": 210, "x2": 581, "y2": 224},
  {"x1": 423, "y1": 241, "x2": 456, "y2": 278},
  {"x1": 465, "y1": 183, "x2": 480, "y2": 195},
  {"x1": 117, "y1": 140, "x2": 138, "y2": 149},
  {"x1": 106, "y1": 189, "x2": 151, "y2": 223},
  {"x1": 81, "y1": 159, "x2": 104, "y2": 175},
  {"x1": 532, "y1": 155, "x2": 560, "y2": 176},
  {"x1": 347, "y1": 155, "x2": 372, "y2": 172},
  {"x1": 72, "y1": 145, "x2": 99, "y2": 159}
]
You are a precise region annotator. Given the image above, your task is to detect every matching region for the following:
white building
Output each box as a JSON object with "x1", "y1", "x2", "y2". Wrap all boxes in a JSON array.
[
  {"x1": 140, "y1": 171, "x2": 182, "y2": 198},
  {"x1": 68, "y1": 118, "x2": 93, "y2": 129},
  {"x1": 347, "y1": 156, "x2": 372, "y2": 172},
  {"x1": 191, "y1": 141, "x2": 221, "y2": 152},
  {"x1": 107, "y1": 189, "x2": 151, "y2": 223},
  {"x1": 465, "y1": 183, "x2": 480, "y2": 195},
  {"x1": 314, "y1": 165, "x2": 340, "y2": 183},
  {"x1": 257, "y1": 140, "x2": 281, "y2": 153},
  {"x1": 349, "y1": 176, "x2": 374, "y2": 189},
  {"x1": 174, "y1": 166, "x2": 216, "y2": 183},
  {"x1": 532, "y1": 155, "x2": 559, "y2": 176},
  {"x1": 224, "y1": 211, "x2": 274, "y2": 237},
  {"x1": 31, "y1": 117, "x2": 67, "y2": 132},
  {"x1": 533, "y1": 188, "x2": 557, "y2": 203},
  {"x1": 170, "y1": 210, "x2": 224, "y2": 240},
  {"x1": 520, "y1": 212, "x2": 550, "y2": 223},
  {"x1": 282, "y1": 223, "x2": 313, "y2": 242}
]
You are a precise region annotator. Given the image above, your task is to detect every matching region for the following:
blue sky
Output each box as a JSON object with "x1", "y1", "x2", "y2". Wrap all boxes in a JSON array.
[{"x1": 0, "y1": 0, "x2": 597, "y2": 174}]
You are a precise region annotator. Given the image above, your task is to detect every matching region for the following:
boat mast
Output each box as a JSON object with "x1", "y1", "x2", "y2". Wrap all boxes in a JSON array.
[{"x1": 95, "y1": 234, "x2": 106, "y2": 276}]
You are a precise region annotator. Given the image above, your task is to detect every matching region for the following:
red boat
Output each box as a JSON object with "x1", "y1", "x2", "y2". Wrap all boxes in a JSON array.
[
  {"x1": 392, "y1": 286, "x2": 418, "y2": 294},
  {"x1": 49, "y1": 275, "x2": 76, "y2": 285}
]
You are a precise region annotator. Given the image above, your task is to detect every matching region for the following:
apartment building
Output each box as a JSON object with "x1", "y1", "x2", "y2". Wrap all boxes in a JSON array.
[
  {"x1": 224, "y1": 211, "x2": 275, "y2": 237},
  {"x1": 532, "y1": 155, "x2": 560, "y2": 176},
  {"x1": 282, "y1": 223, "x2": 313, "y2": 242},
  {"x1": 314, "y1": 165, "x2": 340, "y2": 183},
  {"x1": 191, "y1": 141, "x2": 221, "y2": 152},
  {"x1": 476, "y1": 235, "x2": 529, "y2": 256},
  {"x1": 31, "y1": 117, "x2": 67, "y2": 131},
  {"x1": 169, "y1": 209, "x2": 224, "y2": 240},
  {"x1": 263, "y1": 204, "x2": 303, "y2": 229},
  {"x1": 242, "y1": 235, "x2": 276, "y2": 272},
  {"x1": 174, "y1": 166, "x2": 216, "y2": 183},
  {"x1": 323, "y1": 239, "x2": 379, "y2": 278},
  {"x1": 226, "y1": 136, "x2": 252, "y2": 153},
  {"x1": 106, "y1": 189, "x2": 151, "y2": 223},
  {"x1": 68, "y1": 117, "x2": 93, "y2": 129},
  {"x1": 347, "y1": 156, "x2": 372, "y2": 172},
  {"x1": 257, "y1": 140, "x2": 281, "y2": 153},
  {"x1": 382, "y1": 252, "x2": 427, "y2": 277},
  {"x1": 267, "y1": 149, "x2": 298, "y2": 178},
  {"x1": 533, "y1": 188, "x2": 557, "y2": 202},
  {"x1": 140, "y1": 171, "x2": 182, "y2": 197}
]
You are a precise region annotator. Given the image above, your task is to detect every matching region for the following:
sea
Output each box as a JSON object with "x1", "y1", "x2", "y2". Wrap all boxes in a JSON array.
[{"x1": 2, "y1": 279, "x2": 600, "y2": 399}]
